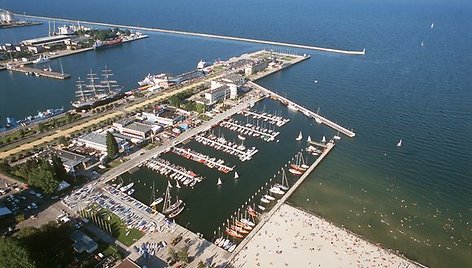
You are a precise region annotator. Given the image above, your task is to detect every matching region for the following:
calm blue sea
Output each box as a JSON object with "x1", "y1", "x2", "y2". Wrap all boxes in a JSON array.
[{"x1": 1, "y1": 0, "x2": 471, "y2": 266}]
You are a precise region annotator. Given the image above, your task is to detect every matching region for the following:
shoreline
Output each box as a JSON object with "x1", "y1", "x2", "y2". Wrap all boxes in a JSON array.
[
  {"x1": 231, "y1": 203, "x2": 423, "y2": 267},
  {"x1": 287, "y1": 201, "x2": 428, "y2": 268}
]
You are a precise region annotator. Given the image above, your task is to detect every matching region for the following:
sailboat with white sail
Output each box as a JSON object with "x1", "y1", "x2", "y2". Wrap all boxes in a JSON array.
[
  {"x1": 296, "y1": 131, "x2": 303, "y2": 141},
  {"x1": 307, "y1": 135, "x2": 312, "y2": 143},
  {"x1": 162, "y1": 184, "x2": 183, "y2": 214},
  {"x1": 217, "y1": 178, "x2": 223, "y2": 186},
  {"x1": 234, "y1": 172, "x2": 239, "y2": 179},
  {"x1": 397, "y1": 139, "x2": 402, "y2": 147},
  {"x1": 321, "y1": 136, "x2": 326, "y2": 143}
]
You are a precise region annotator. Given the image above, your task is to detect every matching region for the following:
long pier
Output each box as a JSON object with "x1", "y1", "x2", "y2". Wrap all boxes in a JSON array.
[
  {"x1": 195, "y1": 135, "x2": 258, "y2": 161},
  {"x1": 220, "y1": 120, "x2": 279, "y2": 142},
  {"x1": 17, "y1": 14, "x2": 365, "y2": 56},
  {"x1": 249, "y1": 81, "x2": 356, "y2": 138},
  {"x1": 7, "y1": 65, "x2": 71, "y2": 79}
]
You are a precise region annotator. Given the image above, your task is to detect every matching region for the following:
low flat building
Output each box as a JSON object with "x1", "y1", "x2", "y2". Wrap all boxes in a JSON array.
[
  {"x1": 70, "y1": 230, "x2": 98, "y2": 254},
  {"x1": 222, "y1": 73, "x2": 246, "y2": 87},
  {"x1": 76, "y1": 132, "x2": 126, "y2": 154},
  {"x1": 199, "y1": 80, "x2": 238, "y2": 105},
  {"x1": 142, "y1": 107, "x2": 185, "y2": 127},
  {"x1": 52, "y1": 148, "x2": 91, "y2": 172},
  {"x1": 115, "y1": 258, "x2": 142, "y2": 268},
  {"x1": 21, "y1": 35, "x2": 71, "y2": 47},
  {"x1": 113, "y1": 118, "x2": 153, "y2": 141}
]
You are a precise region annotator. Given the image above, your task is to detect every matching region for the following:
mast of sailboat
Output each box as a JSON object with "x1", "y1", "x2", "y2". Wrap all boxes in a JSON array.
[
  {"x1": 100, "y1": 66, "x2": 120, "y2": 94},
  {"x1": 162, "y1": 183, "x2": 171, "y2": 212},
  {"x1": 281, "y1": 168, "x2": 289, "y2": 188},
  {"x1": 75, "y1": 77, "x2": 87, "y2": 101},
  {"x1": 86, "y1": 69, "x2": 99, "y2": 97},
  {"x1": 150, "y1": 181, "x2": 156, "y2": 208},
  {"x1": 59, "y1": 58, "x2": 64, "y2": 75}
]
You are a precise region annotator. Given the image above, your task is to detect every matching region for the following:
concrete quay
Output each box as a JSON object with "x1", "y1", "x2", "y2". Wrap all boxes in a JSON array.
[
  {"x1": 18, "y1": 14, "x2": 365, "y2": 55},
  {"x1": 6, "y1": 65, "x2": 71, "y2": 79},
  {"x1": 249, "y1": 81, "x2": 356, "y2": 138}
]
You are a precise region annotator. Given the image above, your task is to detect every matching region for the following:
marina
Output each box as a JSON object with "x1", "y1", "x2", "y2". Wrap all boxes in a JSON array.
[
  {"x1": 240, "y1": 109, "x2": 290, "y2": 127},
  {"x1": 145, "y1": 158, "x2": 203, "y2": 187},
  {"x1": 171, "y1": 146, "x2": 235, "y2": 174},
  {"x1": 194, "y1": 133, "x2": 258, "y2": 161},
  {"x1": 219, "y1": 119, "x2": 280, "y2": 142}
]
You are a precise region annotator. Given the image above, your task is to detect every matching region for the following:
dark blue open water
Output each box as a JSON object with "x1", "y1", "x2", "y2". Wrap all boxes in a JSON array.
[{"x1": 1, "y1": 0, "x2": 471, "y2": 266}]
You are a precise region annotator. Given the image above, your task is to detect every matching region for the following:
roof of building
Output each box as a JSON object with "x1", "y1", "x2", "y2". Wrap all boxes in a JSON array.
[
  {"x1": 123, "y1": 122, "x2": 153, "y2": 133},
  {"x1": 114, "y1": 117, "x2": 134, "y2": 127},
  {"x1": 70, "y1": 230, "x2": 98, "y2": 253},
  {"x1": 53, "y1": 148, "x2": 90, "y2": 168},
  {"x1": 0, "y1": 207, "x2": 13, "y2": 217},
  {"x1": 115, "y1": 258, "x2": 142, "y2": 268},
  {"x1": 208, "y1": 84, "x2": 229, "y2": 94},
  {"x1": 78, "y1": 132, "x2": 124, "y2": 146},
  {"x1": 21, "y1": 35, "x2": 71, "y2": 45}
]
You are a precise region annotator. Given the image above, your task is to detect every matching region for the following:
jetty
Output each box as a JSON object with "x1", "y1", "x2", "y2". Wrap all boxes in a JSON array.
[
  {"x1": 195, "y1": 135, "x2": 258, "y2": 161},
  {"x1": 248, "y1": 81, "x2": 356, "y2": 138},
  {"x1": 17, "y1": 14, "x2": 365, "y2": 56},
  {"x1": 220, "y1": 120, "x2": 279, "y2": 142},
  {"x1": 6, "y1": 65, "x2": 70, "y2": 80},
  {"x1": 172, "y1": 147, "x2": 234, "y2": 173},
  {"x1": 241, "y1": 109, "x2": 290, "y2": 127},
  {"x1": 146, "y1": 158, "x2": 196, "y2": 181}
]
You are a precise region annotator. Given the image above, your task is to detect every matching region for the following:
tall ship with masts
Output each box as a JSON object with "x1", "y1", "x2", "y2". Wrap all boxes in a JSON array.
[{"x1": 72, "y1": 66, "x2": 122, "y2": 109}]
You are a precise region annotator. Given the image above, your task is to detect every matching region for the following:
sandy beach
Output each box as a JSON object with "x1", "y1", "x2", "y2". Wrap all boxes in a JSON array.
[{"x1": 230, "y1": 204, "x2": 419, "y2": 268}]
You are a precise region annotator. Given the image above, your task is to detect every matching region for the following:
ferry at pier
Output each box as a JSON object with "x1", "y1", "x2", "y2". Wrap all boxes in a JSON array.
[{"x1": 93, "y1": 37, "x2": 123, "y2": 50}]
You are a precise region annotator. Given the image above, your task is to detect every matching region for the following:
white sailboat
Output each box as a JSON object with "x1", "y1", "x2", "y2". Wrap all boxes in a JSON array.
[
  {"x1": 307, "y1": 135, "x2": 312, "y2": 143},
  {"x1": 217, "y1": 178, "x2": 223, "y2": 186},
  {"x1": 431, "y1": 23, "x2": 434, "y2": 28},
  {"x1": 334, "y1": 132, "x2": 341, "y2": 140},
  {"x1": 315, "y1": 107, "x2": 322, "y2": 124},
  {"x1": 421, "y1": 41, "x2": 424, "y2": 47},
  {"x1": 176, "y1": 180, "x2": 181, "y2": 189},
  {"x1": 321, "y1": 136, "x2": 326, "y2": 143},
  {"x1": 296, "y1": 131, "x2": 303, "y2": 141},
  {"x1": 397, "y1": 139, "x2": 402, "y2": 147},
  {"x1": 237, "y1": 134, "x2": 246, "y2": 140},
  {"x1": 234, "y1": 172, "x2": 239, "y2": 179}
]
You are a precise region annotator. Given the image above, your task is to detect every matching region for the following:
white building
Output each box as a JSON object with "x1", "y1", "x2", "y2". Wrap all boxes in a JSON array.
[
  {"x1": 76, "y1": 132, "x2": 126, "y2": 154},
  {"x1": 202, "y1": 80, "x2": 238, "y2": 105}
]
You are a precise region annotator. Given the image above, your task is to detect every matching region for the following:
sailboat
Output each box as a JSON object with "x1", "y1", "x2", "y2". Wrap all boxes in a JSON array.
[
  {"x1": 296, "y1": 131, "x2": 303, "y2": 141},
  {"x1": 321, "y1": 136, "x2": 326, "y2": 143},
  {"x1": 275, "y1": 168, "x2": 290, "y2": 191},
  {"x1": 334, "y1": 132, "x2": 341, "y2": 140},
  {"x1": 315, "y1": 107, "x2": 322, "y2": 124},
  {"x1": 397, "y1": 139, "x2": 402, "y2": 147},
  {"x1": 431, "y1": 23, "x2": 434, "y2": 28},
  {"x1": 234, "y1": 172, "x2": 239, "y2": 179},
  {"x1": 162, "y1": 184, "x2": 183, "y2": 214},
  {"x1": 237, "y1": 134, "x2": 246, "y2": 140},
  {"x1": 168, "y1": 203, "x2": 185, "y2": 218},
  {"x1": 307, "y1": 135, "x2": 312, "y2": 143},
  {"x1": 421, "y1": 41, "x2": 424, "y2": 47},
  {"x1": 217, "y1": 178, "x2": 223, "y2": 186}
]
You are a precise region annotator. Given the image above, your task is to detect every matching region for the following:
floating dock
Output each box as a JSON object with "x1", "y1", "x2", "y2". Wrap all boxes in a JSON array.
[
  {"x1": 220, "y1": 119, "x2": 279, "y2": 142},
  {"x1": 195, "y1": 135, "x2": 258, "y2": 161},
  {"x1": 7, "y1": 65, "x2": 71, "y2": 80},
  {"x1": 241, "y1": 109, "x2": 290, "y2": 127},
  {"x1": 146, "y1": 158, "x2": 197, "y2": 182},
  {"x1": 249, "y1": 81, "x2": 356, "y2": 138},
  {"x1": 172, "y1": 147, "x2": 234, "y2": 173}
]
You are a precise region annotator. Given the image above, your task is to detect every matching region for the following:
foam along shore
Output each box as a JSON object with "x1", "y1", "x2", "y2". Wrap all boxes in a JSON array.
[{"x1": 230, "y1": 204, "x2": 420, "y2": 268}]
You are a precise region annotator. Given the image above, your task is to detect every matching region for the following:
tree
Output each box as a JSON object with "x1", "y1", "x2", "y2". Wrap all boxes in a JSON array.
[
  {"x1": 196, "y1": 103, "x2": 206, "y2": 114},
  {"x1": 106, "y1": 131, "x2": 119, "y2": 159},
  {"x1": 177, "y1": 247, "x2": 189, "y2": 263},
  {"x1": 168, "y1": 247, "x2": 178, "y2": 260},
  {"x1": 197, "y1": 260, "x2": 206, "y2": 268},
  {"x1": 0, "y1": 160, "x2": 11, "y2": 174},
  {"x1": 51, "y1": 155, "x2": 68, "y2": 182},
  {"x1": 0, "y1": 238, "x2": 35, "y2": 268},
  {"x1": 58, "y1": 136, "x2": 68, "y2": 146}
]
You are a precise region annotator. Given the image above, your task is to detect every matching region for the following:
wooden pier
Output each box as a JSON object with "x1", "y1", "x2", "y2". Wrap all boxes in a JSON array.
[
  {"x1": 7, "y1": 65, "x2": 71, "y2": 80},
  {"x1": 249, "y1": 81, "x2": 356, "y2": 138},
  {"x1": 146, "y1": 158, "x2": 195, "y2": 181}
]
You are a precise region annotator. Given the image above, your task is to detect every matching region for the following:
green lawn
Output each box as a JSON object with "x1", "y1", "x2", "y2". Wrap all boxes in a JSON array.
[{"x1": 83, "y1": 205, "x2": 144, "y2": 247}]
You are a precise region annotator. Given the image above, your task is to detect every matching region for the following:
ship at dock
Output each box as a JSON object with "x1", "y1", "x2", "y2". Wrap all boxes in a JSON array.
[
  {"x1": 72, "y1": 66, "x2": 122, "y2": 110},
  {"x1": 93, "y1": 37, "x2": 123, "y2": 50}
]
